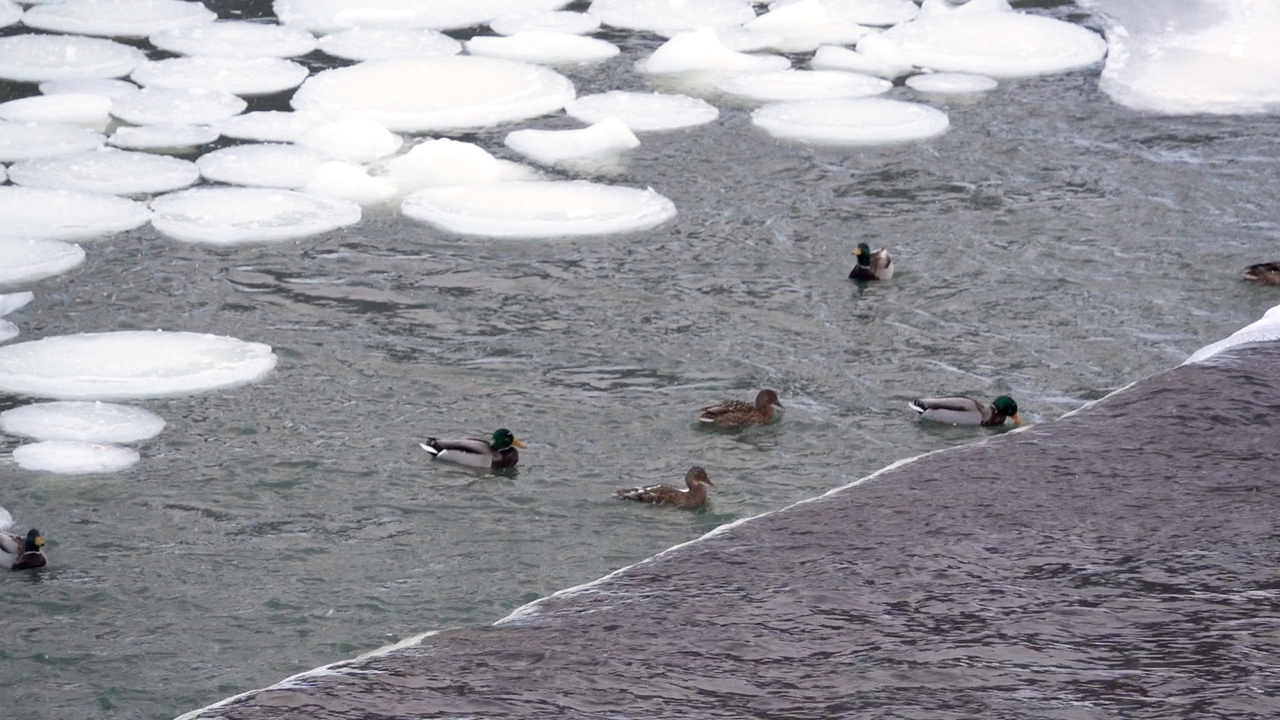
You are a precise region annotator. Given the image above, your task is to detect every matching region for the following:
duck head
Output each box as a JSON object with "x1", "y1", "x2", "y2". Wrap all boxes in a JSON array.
[
  {"x1": 992, "y1": 396, "x2": 1021, "y2": 426},
  {"x1": 489, "y1": 428, "x2": 527, "y2": 451}
]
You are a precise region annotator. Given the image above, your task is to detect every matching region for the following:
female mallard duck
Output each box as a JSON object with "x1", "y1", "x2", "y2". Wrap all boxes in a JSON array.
[
  {"x1": 849, "y1": 243, "x2": 893, "y2": 281},
  {"x1": 909, "y1": 395, "x2": 1021, "y2": 427},
  {"x1": 1, "y1": 527, "x2": 46, "y2": 571},
  {"x1": 1243, "y1": 262, "x2": 1280, "y2": 285},
  {"x1": 617, "y1": 466, "x2": 715, "y2": 508},
  {"x1": 697, "y1": 389, "x2": 782, "y2": 428},
  {"x1": 419, "y1": 428, "x2": 526, "y2": 469}
]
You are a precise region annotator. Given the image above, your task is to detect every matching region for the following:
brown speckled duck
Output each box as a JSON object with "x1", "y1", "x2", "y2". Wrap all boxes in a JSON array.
[
  {"x1": 419, "y1": 428, "x2": 526, "y2": 469},
  {"x1": 697, "y1": 389, "x2": 782, "y2": 428},
  {"x1": 848, "y1": 243, "x2": 894, "y2": 281},
  {"x1": 1243, "y1": 262, "x2": 1280, "y2": 285},
  {"x1": 617, "y1": 466, "x2": 715, "y2": 508}
]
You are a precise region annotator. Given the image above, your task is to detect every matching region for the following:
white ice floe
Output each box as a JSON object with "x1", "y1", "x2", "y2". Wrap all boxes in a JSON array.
[
  {"x1": 565, "y1": 91, "x2": 719, "y2": 131},
  {"x1": 906, "y1": 72, "x2": 998, "y2": 94},
  {"x1": 150, "y1": 20, "x2": 319, "y2": 58},
  {"x1": 316, "y1": 28, "x2": 461, "y2": 61},
  {"x1": 0, "y1": 187, "x2": 151, "y2": 241},
  {"x1": 0, "y1": 292, "x2": 33, "y2": 316},
  {"x1": 881, "y1": 0, "x2": 1106, "y2": 78},
  {"x1": 643, "y1": 28, "x2": 791, "y2": 76},
  {"x1": 131, "y1": 57, "x2": 311, "y2": 96},
  {"x1": 752, "y1": 97, "x2": 949, "y2": 145},
  {"x1": 402, "y1": 180, "x2": 676, "y2": 238},
  {"x1": 110, "y1": 87, "x2": 247, "y2": 126},
  {"x1": 9, "y1": 148, "x2": 199, "y2": 195},
  {"x1": 213, "y1": 111, "x2": 329, "y2": 143},
  {"x1": 382, "y1": 138, "x2": 537, "y2": 191},
  {"x1": 1083, "y1": 0, "x2": 1280, "y2": 115},
  {"x1": 1, "y1": 401, "x2": 165, "y2": 442},
  {"x1": 712, "y1": 26, "x2": 786, "y2": 53},
  {"x1": 1185, "y1": 303, "x2": 1280, "y2": 365},
  {"x1": 716, "y1": 69, "x2": 891, "y2": 102},
  {"x1": 22, "y1": 0, "x2": 216, "y2": 39},
  {"x1": 291, "y1": 56, "x2": 576, "y2": 132},
  {"x1": 196, "y1": 143, "x2": 333, "y2": 189},
  {"x1": 13, "y1": 440, "x2": 140, "y2": 474},
  {"x1": 768, "y1": 0, "x2": 918, "y2": 26},
  {"x1": 491, "y1": 10, "x2": 599, "y2": 36},
  {"x1": 296, "y1": 118, "x2": 403, "y2": 163},
  {"x1": 0, "y1": 34, "x2": 146, "y2": 82},
  {"x1": 0, "y1": 0, "x2": 19, "y2": 28},
  {"x1": 588, "y1": 0, "x2": 756, "y2": 35},
  {"x1": 0, "y1": 94, "x2": 113, "y2": 127},
  {"x1": 0, "y1": 238, "x2": 85, "y2": 289},
  {"x1": 504, "y1": 117, "x2": 640, "y2": 167},
  {"x1": 811, "y1": 38, "x2": 914, "y2": 79},
  {"x1": 745, "y1": 0, "x2": 872, "y2": 53},
  {"x1": 0, "y1": 121, "x2": 104, "y2": 162},
  {"x1": 0, "y1": 330, "x2": 277, "y2": 400},
  {"x1": 107, "y1": 124, "x2": 219, "y2": 151},
  {"x1": 150, "y1": 187, "x2": 361, "y2": 244},
  {"x1": 466, "y1": 31, "x2": 619, "y2": 65},
  {"x1": 303, "y1": 162, "x2": 399, "y2": 206},
  {"x1": 0, "y1": 320, "x2": 16, "y2": 343},
  {"x1": 274, "y1": 0, "x2": 567, "y2": 33},
  {"x1": 40, "y1": 78, "x2": 140, "y2": 102}
]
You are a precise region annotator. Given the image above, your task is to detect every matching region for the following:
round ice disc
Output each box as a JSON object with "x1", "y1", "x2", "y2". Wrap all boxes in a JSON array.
[
  {"x1": 0, "y1": 34, "x2": 146, "y2": 82},
  {"x1": 0, "y1": 120, "x2": 104, "y2": 162},
  {"x1": 316, "y1": 28, "x2": 461, "y2": 61},
  {"x1": 1, "y1": 401, "x2": 166, "y2": 442},
  {"x1": 9, "y1": 148, "x2": 199, "y2": 195},
  {"x1": 132, "y1": 56, "x2": 310, "y2": 96},
  {"x1": 905, "y1": 72, "x2": 998, "y2": 94},
  {"x1": 150, "y1": 187, "x2": 362, "y2": 245},
  {"x1": 0, "y1": 238, "x2": 86, "y2": 289},
  {"x1": 565, "y1": 91, "x2": 719, "y2": 131},
  {"x1": 150, "y1": 20, "x2": 319, "y2": 57},
  {"x1": 751, "y1": 97, "x2": 949, "y2": 145},
  {"x1": 110, "y1": 87, "x2": 247, "y2": 125},
  {"x1": 13, "y1": 440, "x2": 140, "y2": 474},
  {"x1": 0, "y1": 186, "x2": 152, "y2": 241},
  {"x1": 196, "y1": 143, "x2": 333, "y2": 189},
  {"x1": 22, "y1": 0, "x2": 216, "y2": 39}
]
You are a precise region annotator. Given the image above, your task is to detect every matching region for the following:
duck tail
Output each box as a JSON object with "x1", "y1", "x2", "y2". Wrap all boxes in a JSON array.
[
  {"x1": 907, "y1": 399, "x2": 926, "y2": 414},
  {"x1": 418, "y1": 440, "x2": 441, "y2": 457}
]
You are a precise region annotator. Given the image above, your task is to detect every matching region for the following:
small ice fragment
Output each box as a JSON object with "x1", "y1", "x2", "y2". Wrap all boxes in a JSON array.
[
  {"x1": 0, "y1": 292, "x2": 34, "y2": 316},
  {"x1": 752, "y1": 97, "x2": 949, "y2": 145},
  {"x1": 566, "y1": 91, "x2": 719, "y2": 132},
  {"x1": 0, "y1": 186, "x2": 152, "y2": 241},
  {"x1": 906, "y1": 72, "x2": 998, "y2": 94},
  {"x1": 296, "y1": 118, "x2": 403, "y2": 163},
  {"x1": 1, "y1": 401, "x2": 166, "y2": 442},
  {"x1": 383, "y1": 138, "x2": 513, "y2": 190},
  {"x1": 0, "y1": 319, "x2": 16, "y2": 343},
  {"x1": 466, "y1": 32, "x2": 620, "y2": 65},
  {"x1": 150, "y1": 187, "x2": 361, "y2": 245},
  {"x1": 150, "y1": 20, "x2": 319, "y2": 58},
  {"x1": 715, "y1": 69, "x2": 891, "y2": 102},
  {"x1": 302, "y1": 161, "x2": 399, "y2": 206},
  {"x1": 13, "y1": 440, "x2": 140, "y2": 474},
  {"x1": 0, "y1": 238, "x2": 86, "y2": 289},
  {"x1": 316, "y1": 28, "x2": 461, "y2": 61},
  {"x1": 0, "y1": 330, "x2": 278, "y2": 400},
  {"x1": 642, "y1": 28, "x2": 791, "y2": 75},
  {"x1": 811, "y1": 36, "x2": 914, "y2": 80},
  {"x1": 9, "y1": 148, "x2": 200, "y2": 196},
  {"x1": 504, "y1": 117, "x2": 640, "y2": 167}
]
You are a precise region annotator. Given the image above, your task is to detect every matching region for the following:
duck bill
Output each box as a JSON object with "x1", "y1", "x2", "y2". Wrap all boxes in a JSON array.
[
  {"x1": 1010, "y1": 414, "x2": 1022, "y2": 427},
  {"x1": 512, "y1": 439, "x2": 528, "y2": 449}
]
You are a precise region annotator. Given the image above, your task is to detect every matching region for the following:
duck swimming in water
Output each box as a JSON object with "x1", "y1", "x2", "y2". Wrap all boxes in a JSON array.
[
  {"x1": 696, "y1": 389, "x2": 782, "y2": 429},
  {"x1": 1243, "y1": 262, "x2": 1280, "y2": 285},
  {"x1": 909, "y1": 395, "x2": 1021, "y2": 427},
  {"x1": 848, "y1": 243, "x2": 893, "y2": 281},
  {"x1": 1, "y1": 527, "x2": 46, "y2": 571},
  {"x1": 617, "y1": 466, "x2": 715, "y2": 508},
  {"x1": 419, "y1": 428, "x2": 526, "y2": 469}
]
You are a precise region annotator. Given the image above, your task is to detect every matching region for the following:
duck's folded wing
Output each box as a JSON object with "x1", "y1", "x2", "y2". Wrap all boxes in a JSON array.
[
  {"x1": 698, "y1": 400, "x2": 751, "y2": 418},
  {"x1": 911, "y1": 397, "x2": 979, "y2": 413},
  {"x1": 423, "y1": 437, "x2": 492, "y2": 455}
]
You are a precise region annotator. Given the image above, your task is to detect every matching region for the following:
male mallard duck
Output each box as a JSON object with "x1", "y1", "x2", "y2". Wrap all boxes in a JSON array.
[
  {"x1": 909, "y1": 395, "x2": 1021, "y2": 427},
  {"x1": 697, "y1": 389, "x2": 782, "y2": 428},
  {"x1": 1, "y1": 527, "x2": 46, "y2": 571},
  {"x1": 849, "y1": 243, "x2": 893, "y2": 281},
  {"x1": 419, "y1": 428, "x2": 526, "y2": 469},
  {"x1": 1243, "y1": 262, "x2": 1280, "y2": 285},
  {"x1": 617, "y1": 466, "x2": 715, "y2": 508}
]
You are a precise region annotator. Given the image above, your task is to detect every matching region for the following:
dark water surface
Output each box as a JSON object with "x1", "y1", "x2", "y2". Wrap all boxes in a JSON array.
[
  {"x1": 2, "y1": 2, "x2": 1280, "y2": 719},
  {"x1": 185, "y1": 343, "x2": 1280, "y2": 719}
]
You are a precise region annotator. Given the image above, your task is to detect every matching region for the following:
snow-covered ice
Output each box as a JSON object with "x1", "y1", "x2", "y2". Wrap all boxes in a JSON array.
[
  {"x1": 13, "y1": 440, "x2": 140, "y2": 474},
  {"x1": 197, "y1": 143, "x2": 333, "y2": 189},
  {"x1": 402, "y1": 180, "x2": 677, "y2": 238},
  {"x1": 0, "y1": 330, "x2": 278, "y2": 400},
  {"x1": 303, "y1": 162, "x2": 399, "y2": 206},
  {"x1": 1, "y1": 401, "x2": 166, "y2": 442},
  {"x1": 0, "y1": 120, "x2": 104, "y2": 162},
  {"x1": 566, "y1": 91, "x2": 719, "y2": 131},
  {"x1": 150, "y1": 20, "x2": 319, "y2": 58},
  {"x1": 21, "y1": 0, "x2": 216, "y2": 39},
  {"x1": 0, "y1": 238, "x2": 86, "y2": 289},
  {"x1": 131, "y1": 57, "x2": 310, "y2": 96},
  {"x1": 0, "y1": 34, "x2": 146, "y2": 82},
  {"x1": 150, "y1": 187, "x2": 362, "y2": 245},
  {"x1": 316, "y1": 28, "x2": 461, "y2": 61},
  {"x1": 643, "y1": 28, "x2": 791, "y2": 76},
  {"x1": 504, "y1": 117, "x2": 640, "y2": 168},
  {"x1": 382, "y1": 138, "x2": 538, "y2": 191},
  {"x1": 296, "y1": 118, "x2": 403, "y2": 163},
  {"x1": 715, "y1": 69, "x2": 891, "y2": 102},
  {"x1": 9, "y1": 148, "x2": 199, "y2": 195},
  {"x1": 291, "y1": 56, "x2": 576, "y2": 132},
  {"x1": 110, "y1": 87, "x2": 247, "y2": 126},
  {"x1": 752, "y1": 97, "x2": 950, "y2": 145},
  {"x1": 810, "y1": 39, "x2": 914, "y2": 79},
  {"x1": 0, "y1": 186, "x2": 152, "y2": 241}
]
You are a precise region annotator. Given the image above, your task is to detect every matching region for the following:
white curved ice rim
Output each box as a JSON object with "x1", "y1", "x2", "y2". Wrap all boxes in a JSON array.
[
  {"x1": 0, "y1": 330, "x2": 278, "y2": 400},
  {"x1": 1183, "y1": 303, "x2": 1280, "y2": 365}
]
